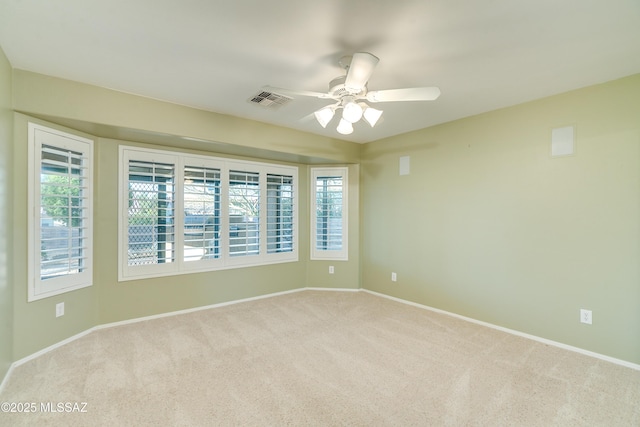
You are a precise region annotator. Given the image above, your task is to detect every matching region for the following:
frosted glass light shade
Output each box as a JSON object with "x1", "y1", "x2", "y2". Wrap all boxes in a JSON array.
[
  {"x1": 314, "y1": 106, "x2": 335, "y2": 128},
  {"x1": 342, "y1": 101, "x2": 363, "y2": 123},
  {"x1": 336, "y1": 118, "x2": 354, "y2": 135},
  {"x1": 363, "y1": 106, "x2": 383, "y2": 127}
]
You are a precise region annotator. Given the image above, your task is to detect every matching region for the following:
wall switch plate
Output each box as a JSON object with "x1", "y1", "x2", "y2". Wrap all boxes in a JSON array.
[
  {"x1": 56, "y1": 302, "x2": 65, "y2": 318},
  {"x1": 329, "y1": 266, "x2": 334, "y2": 274},
  {"x1": 391, "y1": 272, "x2": 397, "y2": 282},
  {"x1": 580, "y1": 309, "x2": 592, "y2": 325}
]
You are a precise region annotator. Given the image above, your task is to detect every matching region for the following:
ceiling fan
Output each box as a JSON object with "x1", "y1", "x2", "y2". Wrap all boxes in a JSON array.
[{"x1": 264, "y1": 52, "x2": 441, "y2": 135}]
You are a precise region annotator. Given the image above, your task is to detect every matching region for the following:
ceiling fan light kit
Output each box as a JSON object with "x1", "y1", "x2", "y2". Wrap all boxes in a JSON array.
[
  {"x1": 362, "y1": 104, "x2": 383, "y2": 127},
  {"x1": 337, "y1": 118, "x2": 354, "y2": 135},
  {"x1": 342, "y1": 98, "x2": 363, "y2": 123},
  {"x1": 314, "y1": 105, "x2": 336, "y2": 128},
  {"x1": 263, "y1": 51, "x2": 440, "y2": 136}
]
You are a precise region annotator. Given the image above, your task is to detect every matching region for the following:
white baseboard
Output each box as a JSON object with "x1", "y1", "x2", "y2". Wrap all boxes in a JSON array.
[
  {"x1": 8, "y1": 328, "x2": 95, "y2": 373},
  {"x1": 0, "y1": 363, "x2": 15, "y2": 395},
  {"x1": 94, "y1": 287, "x2": 304, "y2": 331},
  {"x1": 2, "y1": 286, "x2": 638, "y2": 394},
  {"x1": 0, "y1": 287, "x2": 307, "y2": 394},
  {"x1": 305, "y1": 287, "x2": 360, "y2": 292},
  {"x1": 361, "y1": 288, "x2": 640, "y2": 371},
  {"x1": 0, "y1": 328, "x2": 96, "y2": 394}
]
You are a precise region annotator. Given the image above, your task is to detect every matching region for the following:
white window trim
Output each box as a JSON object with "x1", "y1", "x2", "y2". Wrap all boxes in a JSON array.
[
  {"x1": 28, "y1": 123, "x2": 94, "y2": 301},
  {"x1": 310, "y1": 167, "x2": 348, "y2": 261},
  {"x1": 119, "y1": 146, "x2": 298, "y2": 281}
]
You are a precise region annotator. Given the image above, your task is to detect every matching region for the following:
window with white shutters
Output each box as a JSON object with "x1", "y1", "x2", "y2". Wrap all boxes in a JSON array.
[
  {"x1": 267, "y1": 174, "x2": 294, "y2": 254},
  {"x1": 311, "y1": 167, "x2": 348, "y2": 260},
  {"x1": 28, "y1": 123, "x2": 93, "y2": 301},
  {"x1": 119, "y1": 146, "x2": 297, "y2": 280},
  {"x1": 127, "y1": 160, "x2": 175, "y2": 266},
  {"x1": 228, "y1": 170, "x2": 260, "y2": 258},
  {"x1": 183, "y1": 165, "x2": 221, "y2": 263}
]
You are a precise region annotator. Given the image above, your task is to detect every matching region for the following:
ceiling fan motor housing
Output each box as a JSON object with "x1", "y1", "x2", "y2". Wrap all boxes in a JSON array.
[{"x1": 329, "y1": 75, "x2": 366, "y2": 98}]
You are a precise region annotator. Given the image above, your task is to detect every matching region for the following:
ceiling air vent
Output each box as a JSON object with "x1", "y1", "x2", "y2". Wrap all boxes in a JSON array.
[{"x1": 248, "y1": 90, "x2": 292, "y2": 109}]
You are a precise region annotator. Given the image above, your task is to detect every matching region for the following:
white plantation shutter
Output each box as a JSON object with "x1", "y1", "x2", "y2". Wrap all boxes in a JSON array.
[
  {"x1": 315, "y1": 176, "x2": 343, "y2": 251},
  {"x1": 228, "y1": 170, "x2": 260, "y2": 258},
  {"x1": 267, "y1": 174, "x2": 294, "y2": 254},
  {"x1": 127, "y1": 160, "x2": 175, "y2": 266},
  {"x1": 183, "y1": 164, "x2": 221, "y2": 263},
  {"x1": 29, "y1": 123, "x2": 93, "y2": 301},
  {"x1": 119, "y1": 147, "x2": 298, "y2": 280},
  {"x1": 311, "y1": 167, "x2": 348, "y2": 260}
]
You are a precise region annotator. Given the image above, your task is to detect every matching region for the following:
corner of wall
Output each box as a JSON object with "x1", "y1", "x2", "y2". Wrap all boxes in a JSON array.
[{"x1": 0, "y1": 46, "x2": 15, "y2": 384}]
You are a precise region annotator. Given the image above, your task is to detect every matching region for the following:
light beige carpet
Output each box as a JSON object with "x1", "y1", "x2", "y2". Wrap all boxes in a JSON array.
[{"x1": 1, "y1": 290, "x2": 639, "y2": 426}]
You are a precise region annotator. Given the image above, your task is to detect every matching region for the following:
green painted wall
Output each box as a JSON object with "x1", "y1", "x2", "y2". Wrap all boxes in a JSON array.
[
  {"x1": 12, "y1": 70, "x2": 361, "y2": 165},
  {"x1": 94, "y1": 138, "x2": 310, "y2": 324},
  {"x1": 0, "y1": 47, "x2": 13, "y2": 382},
  {"x1": 8, "y1": 71, "x2": 361, "y2": 360},
  {"x1": 5, "y1": 63, "x2": 640, "y2": 367},
  {"x1": 12, "y1": 114, "x2": 98, "y2": 359},
  {"x1": 361, "y1": 74, "x2": 640, "y2": 364}
]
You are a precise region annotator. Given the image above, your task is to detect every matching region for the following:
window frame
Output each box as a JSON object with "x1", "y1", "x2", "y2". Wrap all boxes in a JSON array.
[
  {"x1": 119, "y1": 146, "x2": 298, "y2": 281},
  {"x1": 27, "y1": 123, "x2": 94, "y2": 301},
  {"x1": 310, "y1": 167, "x2": 348, "y2": 261}
]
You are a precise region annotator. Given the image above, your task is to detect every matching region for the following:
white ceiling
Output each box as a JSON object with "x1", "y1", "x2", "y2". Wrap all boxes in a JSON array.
[{"x1": 1, "y1": 0, "x2": 639, "y2": 143}]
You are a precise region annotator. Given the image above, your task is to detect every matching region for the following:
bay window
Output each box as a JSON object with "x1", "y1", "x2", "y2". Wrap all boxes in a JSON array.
[{"x1": 119, "y1": 146, "x2": 297, "y2": 280}]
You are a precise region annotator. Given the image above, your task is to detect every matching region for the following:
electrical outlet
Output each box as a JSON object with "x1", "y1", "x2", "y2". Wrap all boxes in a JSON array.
[
  {"x1": 56, "y1": 302, "x2": 65, "y2": 318},
  {"x1": 329, "y1": 266, "x2": 334, "y2": 274},
  {"x1": 391, "y1": 272, "x2": 397, "y2": 282},
  {"x1": 580, "y1": 309, "x2": 592, "y2": 325}
]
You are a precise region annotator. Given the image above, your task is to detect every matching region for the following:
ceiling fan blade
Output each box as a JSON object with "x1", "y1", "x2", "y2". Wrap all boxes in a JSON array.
[
  {"x1": 344, "y1": 52, "x2": 379, "y2": 93},
  {"x1": 261, "y1": 86, "x2": 332, "y2": 99},
  {"x1": 366, "y1": 87, "x2": 441, "y2": 103}
]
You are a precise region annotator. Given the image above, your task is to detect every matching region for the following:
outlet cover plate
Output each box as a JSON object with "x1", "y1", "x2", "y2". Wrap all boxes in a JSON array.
[{"x1": 580, "y1": 309, "x2": 592, "y2": 325}]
